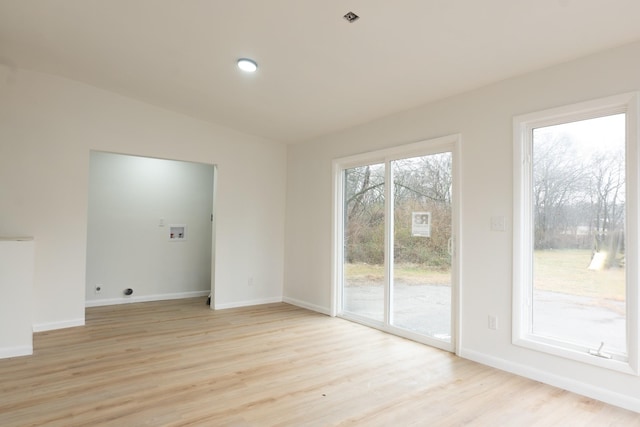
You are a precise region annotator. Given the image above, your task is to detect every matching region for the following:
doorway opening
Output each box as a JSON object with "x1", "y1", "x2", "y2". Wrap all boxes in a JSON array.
[{"x1": 85, "y1": 151, "x2": 216, "y2": 307}]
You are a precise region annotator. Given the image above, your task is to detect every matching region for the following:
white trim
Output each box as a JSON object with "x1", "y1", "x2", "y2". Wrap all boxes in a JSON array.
[
  {"x1": 85, "y1": 291, "x2": 210, "y2": 308},
  {"x1": 514, "y1": 93, "x2": 637, "y2": 129},
  {"x1": 514, "y1": 335, "x2": 636, "y2": 375},
  {"x1": 513, "y1": 92, "x2": 640, "y2": 374},
  {"x1": 0, "y1": 345, "x2": 33, "y2": 359},
  {"x1": 625, "y1": 92, "x2": 640, "y2": 375},
  {"x1": 330, "y1": 160, "x2": 342, "y2": 318},
  {"x1": 336, "y1": 134, "x2": 459, "y2": 169},
  {"x1": 214, "y1": 296, "x2": 283, "y2": 310},
  {"x1": 451, "y1": 136, "x2": 463, "y2": 356},
  {"x1": 283, "y1": 296, "x2": 331, "y2": 315},
  {"x1": 211, "y1": 165, "x2": 219, "y2": 309},
  {"x1": 459, "y1": 348, "x2": 640, "y2": 413},
  {"x1": 33, "y1": 318, "x2": 85, "y2": 332},
  {"x1": 385, "y1": 153, "x2": 393, "y2": 327},
  {"x1": 340, "y1": 312, "x2": 455, "y2": 352},
  {"x1": 332, "y1": 134, "x2": 461, "y2": 352}
]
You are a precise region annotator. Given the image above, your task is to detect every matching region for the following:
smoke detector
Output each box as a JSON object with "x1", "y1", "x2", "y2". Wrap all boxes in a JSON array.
[{"x1": 343, "y1": 11, "x2": 359, "y2": 23}]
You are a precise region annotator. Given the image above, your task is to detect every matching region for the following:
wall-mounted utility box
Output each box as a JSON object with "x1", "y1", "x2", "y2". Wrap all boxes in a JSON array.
[{"x1": 169, "y1": 224, "x2": 187, "y2": 241}]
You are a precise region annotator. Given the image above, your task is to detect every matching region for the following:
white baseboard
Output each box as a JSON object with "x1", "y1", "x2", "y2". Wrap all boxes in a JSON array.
[
  {"x1": 459, "y1": 348, "x2": 640, "y2": 413},
  {"x1": 85, "y1": 290, "x2": 210, "y2": 308},
  {"x1": 33, "y1": 318, "x2": 85, "y2": 332},
  {"x1": 0, "y1": 345, "x2": 33, "y2": 359},
  {"x1": 282, "y1": 296, "x2": 331, "y2": 316},
  {"x1": 214, "y1": 296, "x2": 283, "y2": 310}
]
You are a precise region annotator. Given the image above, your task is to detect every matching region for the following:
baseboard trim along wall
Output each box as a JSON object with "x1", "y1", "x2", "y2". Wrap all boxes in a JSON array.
[
  {"x1": 85, "y1": 291, "x2": 210, "y2": 308},
  {"x1": 0, "y1": 345, "x2": 33, "y2": 359},
  {"x1": 214, "y1": 297, "x2": 283, "y2": 310},
  {"x1": 282, "y1": 297, "x2": 331, "y2": 316},
  {"x1": 459, "y1": 348, "x2": 640, "y2": 414},
  {"x1": 33, "y1": 318, "x2": 85, "y2": 333}
]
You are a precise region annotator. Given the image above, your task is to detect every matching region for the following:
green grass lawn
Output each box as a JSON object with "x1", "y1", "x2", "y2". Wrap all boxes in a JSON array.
[
  {"x1": 534, "y1": 249, "x2": 625, "y2": 301},
  {"x1": 345, "y1": 263, "x2": 450, "y2": 285},
  {"x1": 345, "y1": 249, "x2": 625, "y2": 300}
]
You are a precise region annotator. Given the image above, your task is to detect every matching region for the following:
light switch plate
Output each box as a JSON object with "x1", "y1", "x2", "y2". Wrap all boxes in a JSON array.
[{"x1": 488, "y1": 315, "x2": 498, "y2": 330}]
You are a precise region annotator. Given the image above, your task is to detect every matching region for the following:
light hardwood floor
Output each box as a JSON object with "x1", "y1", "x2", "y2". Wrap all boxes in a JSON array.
[{"x1": 0, "y1": 298, "x2": 638, "y2": 426}]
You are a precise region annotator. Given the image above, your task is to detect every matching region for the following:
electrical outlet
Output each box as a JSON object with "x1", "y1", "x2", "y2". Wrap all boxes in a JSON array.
[
  {"x1": 95, "y1": 284, "x2": 102, "y2": 294},
  {"x1": 488, "y1": 315, "x2": 498, "y2": 330}
]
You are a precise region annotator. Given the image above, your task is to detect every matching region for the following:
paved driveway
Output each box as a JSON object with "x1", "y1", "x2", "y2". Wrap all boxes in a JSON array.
[{"x1": 344, "y1": 282, "x2": 625, "y2": 354}]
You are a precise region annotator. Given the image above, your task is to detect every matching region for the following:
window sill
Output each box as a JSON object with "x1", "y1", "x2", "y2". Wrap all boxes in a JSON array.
[{"x1": 514, "y1": 335, "x2": 637, "y2": 376}]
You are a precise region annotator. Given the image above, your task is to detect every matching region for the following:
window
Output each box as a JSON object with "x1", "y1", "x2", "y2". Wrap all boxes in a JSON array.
[{"x1": 513, "y1": 93, "x2": 639, "y2": 373}]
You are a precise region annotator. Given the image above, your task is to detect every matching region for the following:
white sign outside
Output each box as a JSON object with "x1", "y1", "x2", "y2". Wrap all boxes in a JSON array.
[{"x1": 412, "y1": 212, "x2": 431, "y2": 237}]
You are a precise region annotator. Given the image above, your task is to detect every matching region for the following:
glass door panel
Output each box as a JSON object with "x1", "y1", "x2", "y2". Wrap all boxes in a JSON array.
[
  {"x1": 342, "y1": 163, "x2": 386, "y2": 323},
  {"x1": 337, "y1": 139, "x2": 457, "y2": 351},
  {"x1": 391, "y1": 153, "x2": 452, "y2": 342}
]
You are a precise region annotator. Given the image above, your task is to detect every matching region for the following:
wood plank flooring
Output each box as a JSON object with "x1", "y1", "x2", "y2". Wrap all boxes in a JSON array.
[{"x1": 0, "y1": 298, "x2": 638, "y2": 426}]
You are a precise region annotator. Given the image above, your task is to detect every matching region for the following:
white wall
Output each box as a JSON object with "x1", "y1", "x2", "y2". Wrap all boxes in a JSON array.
[
  {"x1": 284, "y1": 41, "x2": 640, "y2": 411},
  {"x1": 0, "y1": 67, "x2": 286, "y2": 330},
  {"x1": 86, "y1": 152, "x2": 214, "y2": 304},
  {"x1": 0, "y1": 239, "x2": 34, "y2": 358}
]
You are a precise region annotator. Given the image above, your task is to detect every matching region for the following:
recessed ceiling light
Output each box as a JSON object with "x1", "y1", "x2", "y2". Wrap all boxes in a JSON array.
[
  {"x1": 237, "y1": 58, "x2": 258, "y2": 73},
  {"x1": 343, "y1": 11, "x2": 359, "y2": 23}
]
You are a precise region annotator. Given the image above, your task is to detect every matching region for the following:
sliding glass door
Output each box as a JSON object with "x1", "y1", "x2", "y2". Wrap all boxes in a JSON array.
[
  {"x1": 342, "y1": 163, "x2": 386, "y2": 322},
  {"x1": 390, "y1": 153, "x2": 452, "y2": 341},
  {"x1": 336, "y1": 137, "x2": 458, "y2": 351}
]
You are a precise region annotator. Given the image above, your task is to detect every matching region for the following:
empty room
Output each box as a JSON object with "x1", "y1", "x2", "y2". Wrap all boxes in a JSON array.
[{"x1": 2, "y1": 1, "x2": 640, "y2": 425}]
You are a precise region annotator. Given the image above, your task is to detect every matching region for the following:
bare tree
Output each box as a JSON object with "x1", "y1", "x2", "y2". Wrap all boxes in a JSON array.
[
  {"x1": 532, "y1": 126, "x2": 626, "y2": 269},
  {"x1": 588, "y1": 149, "x2": 625, "y2": 267},
  {"x1": 533, "y1": 133, "x2": 587, "y2": 249},
  {"x1": 392, "y1": 154, "x2": 452, "y2": 206},
  {"x1": 344, "y1": 165, "x2": 385, "y2": 263},
  {"x1": 343, "y1": 154, "x2": 453, "y2": 266}
]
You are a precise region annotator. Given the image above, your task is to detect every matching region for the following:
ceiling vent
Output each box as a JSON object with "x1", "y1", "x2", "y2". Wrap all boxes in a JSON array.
[{"x1": 343, "y1": 11, "x2": 359, "y2": 23}]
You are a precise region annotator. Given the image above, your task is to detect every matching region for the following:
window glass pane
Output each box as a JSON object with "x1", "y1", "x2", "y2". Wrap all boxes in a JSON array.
[
  {"x1": 391, "y1": 153, "x2": 452, "y2": 341},
  {"x1": 343, "y1": 163, "x2": 385, "y2": 322},
  {"x1": 531, "y1": 113, "x2": 626, "y2": 355}
]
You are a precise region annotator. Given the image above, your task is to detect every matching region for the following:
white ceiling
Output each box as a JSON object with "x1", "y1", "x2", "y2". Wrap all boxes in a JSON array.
[{"x1": 1, "y1": 0, "x2": 640, "y2": 143}]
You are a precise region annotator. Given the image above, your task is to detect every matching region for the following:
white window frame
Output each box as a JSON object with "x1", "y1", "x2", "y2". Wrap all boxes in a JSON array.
[{"x1": 513, "y1": 92, "x2": 640, "y2": 374}]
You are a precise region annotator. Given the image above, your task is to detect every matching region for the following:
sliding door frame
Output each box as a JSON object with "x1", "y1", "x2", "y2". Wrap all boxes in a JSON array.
[{"x1": 331, "y1": 134, "x2": 461, "y2": 353}]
